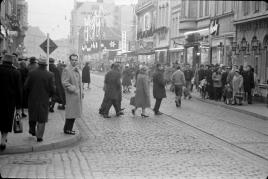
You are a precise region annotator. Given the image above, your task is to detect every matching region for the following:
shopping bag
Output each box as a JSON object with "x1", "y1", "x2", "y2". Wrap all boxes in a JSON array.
[
  {"x1": 13, "y1": 113, "x2": 23, "y2": 133},
  {"x1": 235, "y1": 90, "x2": 244, "y2": 100},
  {"x1": 130, "y1": 96, "x2": 136, "y2": 106}
]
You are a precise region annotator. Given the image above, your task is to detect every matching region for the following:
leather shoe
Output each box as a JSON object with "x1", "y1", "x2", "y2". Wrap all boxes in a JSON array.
[
  {"x1": 155, "y1": 111, "x2": 163, "y2": 115},
  {"x1": 37, "y1": 138, "x2": 43, "y2": 142},
  {"x1": 116, "y1": 112, "x2": 124, "y2": 116},
  {"x1": 103, "y1": 114, "x2": 111, "y2": 118}
]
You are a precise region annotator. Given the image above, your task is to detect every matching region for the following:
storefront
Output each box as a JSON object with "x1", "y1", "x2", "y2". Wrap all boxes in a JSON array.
[
  {"x1": 210, "y1": 17, "x2": 235, "y2": 66},
  {"x1": 155, "y1": 48, "x2": 169, "y2": 65},
  {"x1": 232, "y1": 19, "x2": 268, "y2": 84}
]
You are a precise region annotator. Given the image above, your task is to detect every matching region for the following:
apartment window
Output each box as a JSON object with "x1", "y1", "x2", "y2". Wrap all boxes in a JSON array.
[
  {"x1": 199, "y1": 0, "x2": 203, "y2": 17},
  {"x1": 243, "y1": 1, "x2": 250, "y2": 15},
  {"x1": 205, "y1": 0, "x2": 209, "y2": 16},
  {"x1": 215, "y1": 1, "x2": 219, "y2": 15},
  {"x1": 223, "y1": 1, "x2": 226, "y2": 13},
  {"x1": 254, "y1": 1, "x2": 260, "y2": 13}
]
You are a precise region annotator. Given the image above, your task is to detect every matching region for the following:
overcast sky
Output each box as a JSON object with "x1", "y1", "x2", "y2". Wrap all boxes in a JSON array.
[{"x1": 26, "y1": 0, "x2": 137, "y2": 40}]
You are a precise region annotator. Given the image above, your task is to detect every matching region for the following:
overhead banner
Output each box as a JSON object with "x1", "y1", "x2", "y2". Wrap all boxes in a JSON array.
[{"x1": 81, "y1": 40, "x2": 119, "y2": 54}]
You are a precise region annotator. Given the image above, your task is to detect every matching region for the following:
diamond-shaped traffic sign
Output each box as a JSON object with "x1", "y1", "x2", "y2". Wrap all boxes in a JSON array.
[{"x1": 40, "y1": 38, "x2": 58, "y2": 54}]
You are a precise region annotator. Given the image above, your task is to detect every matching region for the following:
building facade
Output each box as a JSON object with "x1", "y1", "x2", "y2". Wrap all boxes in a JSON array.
[
  {"x1": 169, "y1": 0, "x2": 183, "y2": 65},
  {"x1": 154, "y1": 0, "x2": 171, "y2": 65},
  {"x1": 1, "y1": 0, "x2": 28, "y2": 55},
  {"x1": 135, "y1": 0, "x2": 156, "y2": 65},
  {"x1": 209, "y1": 1, "x2": 235, "y2": 66}
]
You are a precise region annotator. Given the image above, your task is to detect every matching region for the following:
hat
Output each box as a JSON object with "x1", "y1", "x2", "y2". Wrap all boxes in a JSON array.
[
  {"x1": 2, "y1": 54, "x2": 15, "y2": 63},
  {"x1": 49, "y1": 58, "x2": 55, "y2": 63},
  {"x1": 30, "y1": 57, "x2": 37, "y2": 63},
  {"x1": 125, "y1": 64, "x2": 129, "y2": 67},
  {"x1": 38, "y1": 57, "x2": 48, "y2": 65}
]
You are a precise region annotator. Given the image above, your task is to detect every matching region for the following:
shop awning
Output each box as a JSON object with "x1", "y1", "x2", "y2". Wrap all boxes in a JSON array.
[
  {"x1": 184, "y1": 28, "x2": 209, "y2": 37},
  {"x1": 169, "y1": 47, "x2": 184, "y2": 52}
]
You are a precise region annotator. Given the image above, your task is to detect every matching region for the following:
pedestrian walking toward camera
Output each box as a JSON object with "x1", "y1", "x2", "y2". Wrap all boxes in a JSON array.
[
  {"x1": 183, "y1": 64, "x2": 193, "y2": 99},
  {"x1": 171, "y1": 66, "x2": 186, "y2": 107},
  {"x1": 62, "y1": 54, "x2": 83, "y2": 135},
  {"x1": 102, "y1": 63, "x2": 123, "y2": 118},
  {"x1": 153, "y1": 64, "x2": 166, "y2": 115},
  {"x1": 24, "y1": 57, "x2": 55, "y2": 142},
  {"x1": 82, "y1": 62, "x2": 91, "y2": 89},
  {"x1": 132, "y1": 66, "x2": 151, "y2": 117},
  {"x1": 0, "y1": 54, "x2": 22, "y2": 151}
]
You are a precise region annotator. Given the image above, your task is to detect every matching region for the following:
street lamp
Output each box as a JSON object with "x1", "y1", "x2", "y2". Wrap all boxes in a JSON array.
[
  {"x1": 240, "y1": 37, "x2": 248, "y2": 51},
  {"x1": 251, "y1": 36, "x2": 259, "y2": 51}
]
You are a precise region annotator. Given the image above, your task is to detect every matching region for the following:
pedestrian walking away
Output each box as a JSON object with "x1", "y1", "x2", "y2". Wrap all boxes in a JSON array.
[
  {"x1": 183, "y1": 64, "x2": 193, "y2": 99},
  {"x1": 24, "y1": 57, "x2": 55, "y2": 142},
  {"x1": 82, "y1": 62, "x2": 91, "y2": 89},
  {"x1": 62, "y1": 54, "x2": 83, "y2": 135},
  {"x1": 132, "y1": 66, "x2": 151, "y2": 117},
  {"x1": 171, "y1": 66, "x2": 186, "y2": 107},
  {"x1": 0, "y1": 54, "x2": 22, "y2": 151},
  {"x1": 153, "y1": 64, "x2": 166, "y2": 115}
]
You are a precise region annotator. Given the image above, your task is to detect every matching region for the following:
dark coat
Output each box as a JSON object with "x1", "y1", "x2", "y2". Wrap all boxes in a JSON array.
[
  {"x1": 25, "y1": 67, "x2": 55, "y2": 123},
  {"x1": 104, "y1": 69, "x2": 121, "y2": 100},
  {"x1": 49, "y1": 63, "x2": 65, "y2": 104},
  {"x1": 242, "y1": 70, "x2": 254, "y2": 92},
  {"x1": 82, "y1": 65, "x2": 91, "y2": 83},
  {"x1": 122, "y1": 68, "x2": 132, "y2": 86},
  {"x1": 19, "y1": 67, "x2": 28, "y2": 108},
  {"x1": 0, "y1": 63, "x2": 22, "y2": 132},
  {"x1": 153, "y1": 70, "x2": 166, "y2": 99},
  {"x1": 183, "y1": 69, "x2": 193, "y2": 82}
]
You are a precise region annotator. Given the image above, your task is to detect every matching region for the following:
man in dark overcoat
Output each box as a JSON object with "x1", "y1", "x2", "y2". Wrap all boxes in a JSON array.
[
  {"x1": 242, "y1": 65, "x2": 254, "y2": 104},
  {"x1": 0, "y1": 54, "x2": 22, "y2": 151},
  {"x1": 102, "y1": 63, "x2": 124, "y2": 118},
  {"x1": 24, "y1": 57, "x2": 55, "y2": 142},
  {"x1": 153, "y1": 64, "x2": 166, "y2": 115},
  {"x1": 49, "y1": 58, "x2": 65, "y2": 112}
]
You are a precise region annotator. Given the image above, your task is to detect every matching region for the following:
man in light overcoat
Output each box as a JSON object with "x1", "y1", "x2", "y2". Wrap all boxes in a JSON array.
[{"x1": 61, "y1": 54, "x2": 83, "y2": 135}]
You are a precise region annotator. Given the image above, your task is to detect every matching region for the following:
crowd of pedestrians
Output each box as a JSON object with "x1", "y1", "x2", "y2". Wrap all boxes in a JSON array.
[{"x1": 0, "y1": 52, "x2": 88, "y2": 151}]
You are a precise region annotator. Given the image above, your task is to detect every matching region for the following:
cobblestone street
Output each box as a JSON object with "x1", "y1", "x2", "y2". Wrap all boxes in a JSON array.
[{"x1": 0, "y1": 74, "x2": 268, "y2": 178}]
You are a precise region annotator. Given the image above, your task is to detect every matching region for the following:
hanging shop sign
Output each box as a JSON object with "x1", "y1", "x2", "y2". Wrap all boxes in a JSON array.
[
  {"x1": 81, "y1": 40, "x2": 119, "y2": 54},
  {"x1": 210, "y1": 20, "x2": 219, "y2": 36}
]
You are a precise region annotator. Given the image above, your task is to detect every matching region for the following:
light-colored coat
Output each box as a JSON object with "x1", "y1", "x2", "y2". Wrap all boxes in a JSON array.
[
  {"x1": 62, "y1": 65, "x2": 83, "y2": 119},
  {"x1": 135, "y1": 73, "x2": 151, "y2": 108},
  {"x1": 232, "y1": 74, "x2": 243, "y2": 98}
]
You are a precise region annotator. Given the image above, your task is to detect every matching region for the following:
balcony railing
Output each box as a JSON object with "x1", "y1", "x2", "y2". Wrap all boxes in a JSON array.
[{"x1": 135, "y1": 0, "x2": 153, "y2": 14}]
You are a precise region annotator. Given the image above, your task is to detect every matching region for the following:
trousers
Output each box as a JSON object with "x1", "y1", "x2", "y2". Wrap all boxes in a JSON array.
[
  {"x1": 153, "y1": 98, "x2": 162, "y2": 113},
  {"x1": 29, "y1": 121, "x2": 46, "y2": 139},
  {"x1": 64, "y1": 118, "x2": 75, "y2": 131}
]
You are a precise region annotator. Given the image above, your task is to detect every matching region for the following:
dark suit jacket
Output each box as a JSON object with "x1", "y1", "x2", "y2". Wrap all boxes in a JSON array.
[
  {"x1": 25, "y1": 67, "x2": 55, "y2": 123},
  {"x1": 153, "y1": 70, "x2": 166, "y2": 99},
  {"x1": 104, "y1": 69, "x2": 121, "y2": 100},
  {"x1": 0, "y1": 63, "x2": 22, "y2": 132}
]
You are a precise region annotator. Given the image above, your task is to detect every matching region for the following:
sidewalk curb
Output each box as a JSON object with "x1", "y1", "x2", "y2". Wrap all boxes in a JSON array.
[
  {"x1": 0, "y1": 125, "x2": 82, "y2": 155},
  {"x1": 194, "y1": 96, "x2": 268, "y2": 121}
]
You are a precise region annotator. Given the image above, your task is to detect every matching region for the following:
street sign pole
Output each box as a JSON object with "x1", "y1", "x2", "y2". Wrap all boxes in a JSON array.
[{"x1": 46, "y1": 33, "x2": 50, "y2": 70}]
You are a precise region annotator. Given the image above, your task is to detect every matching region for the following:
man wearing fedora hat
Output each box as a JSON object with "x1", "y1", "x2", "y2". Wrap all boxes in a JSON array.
[
  {"x1": 24, "y1": 57, "x2": 55, "y2": 142},
  {"x1": 0, "y1": 54, "x2": 22, "y2": 150}
]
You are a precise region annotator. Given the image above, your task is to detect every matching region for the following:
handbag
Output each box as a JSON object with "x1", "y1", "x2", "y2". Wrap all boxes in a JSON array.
[
  {"x1": 130, "y1": 96, "x2": 136, "y2": 106},
  {"x1": 13, "y1": 112, "x2": 23, "y2": 133},
  {"x1": 235, "y1": 90, "x2": 244, "y2": 100}
]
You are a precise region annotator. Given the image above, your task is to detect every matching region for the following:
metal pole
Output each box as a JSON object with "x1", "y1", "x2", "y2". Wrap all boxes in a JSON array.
[{"x1": 46, "y1": 33, "x2": 50, "y2": 70}]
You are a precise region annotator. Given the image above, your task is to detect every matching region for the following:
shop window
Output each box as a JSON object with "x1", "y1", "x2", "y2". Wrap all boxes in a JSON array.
[
  {"x1": 215, "y1": 1, "x2": 219, "y2": 15},
  {"x1": 199, "y1": 0, "x2": 203, "y2": 17},
  {"x1": 205, "y1": 0, "x2": 209, "y2": 16},
  {"x1": 243, "y1": 1, "x2": 250, "y2": 15},
  {"x1": 223, "y1": 1, "x2": 226, "y2": 13}
]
